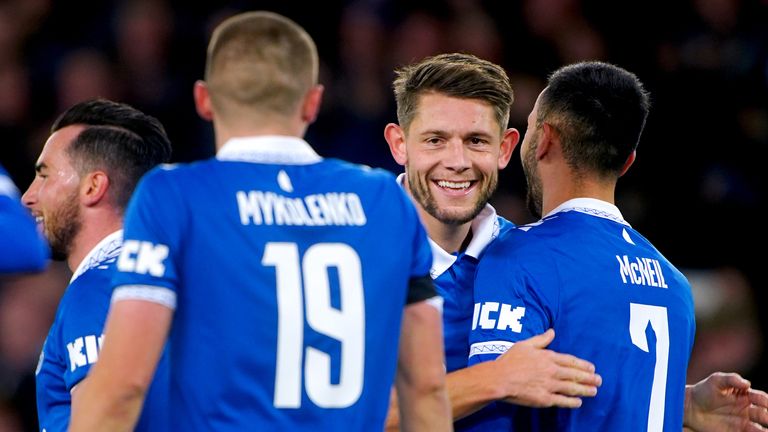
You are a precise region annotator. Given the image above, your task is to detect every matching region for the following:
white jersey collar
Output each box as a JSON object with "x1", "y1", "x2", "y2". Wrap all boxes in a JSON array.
[
  {"x1": 70, "y1": 230, "x2": 123, "y2": 283},
  {"x1": 216, "y1": 135, "x2": 322, "y2": 165},
  {"x1": 396, "y1": 173, "x2": 502, "y2": 279},
  {"x1": 544, "y1": 197, "x2": 630, "y2": 226}
]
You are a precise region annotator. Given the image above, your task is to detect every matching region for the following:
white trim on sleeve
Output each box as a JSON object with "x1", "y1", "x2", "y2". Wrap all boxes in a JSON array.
[
  {"x1": 112, "y1": 285, "x2": 177, "y2": 310},
  {"x1": 468, "y1": 340, "x2": 515, "y2": 358}
]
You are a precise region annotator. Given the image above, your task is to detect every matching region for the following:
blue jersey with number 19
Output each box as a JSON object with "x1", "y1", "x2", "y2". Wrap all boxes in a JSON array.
[
  {"x1": 111, "y1": 137, "x2": 433, "y2": 431},
  {"x1": 469, "y1": 198, "x2": 695, "y2": 431}
]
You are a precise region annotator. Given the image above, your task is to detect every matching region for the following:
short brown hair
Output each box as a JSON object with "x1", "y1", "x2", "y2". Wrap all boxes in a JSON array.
[
  {"x1": 392, "y1": 53, "x2": 514, "y2": 133},
  {"x1": 205, "y1": 11, "x2": 318, "y2": 117}
]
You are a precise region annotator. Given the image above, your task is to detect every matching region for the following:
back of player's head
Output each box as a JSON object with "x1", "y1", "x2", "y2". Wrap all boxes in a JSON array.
[
  {"x1": 52, "y1": 99, "x2": 172, "y2": 210},
  {"x1": 392, "y1": 52, "x2": 514, "y2": 134},
  {"x1": 538, "y1": 61, "x2": 650, "y2": 177},
  {"x1": 204, "y1": 11, "x2": 318, "y2": 118}
]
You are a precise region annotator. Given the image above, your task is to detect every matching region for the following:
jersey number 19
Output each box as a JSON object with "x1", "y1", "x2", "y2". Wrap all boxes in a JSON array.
[{"x1": 263, "y1": 242, "x2": 365, "y2": 409}]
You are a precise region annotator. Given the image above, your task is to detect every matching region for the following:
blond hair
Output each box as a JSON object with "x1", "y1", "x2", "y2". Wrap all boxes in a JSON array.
[{"x1": 205, "y1": 11, "x2": 318, "y2": 117}]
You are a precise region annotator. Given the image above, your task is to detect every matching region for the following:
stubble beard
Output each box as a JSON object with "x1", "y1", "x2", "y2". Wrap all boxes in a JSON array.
[
  {"x1": 45, "y1": 190, "x2": 82, "y2": 261},
  {"x1": 407, "y1": 168, "x2": 497, "y2": 226},
  {"x1": 522, "y1": 142, "x2": 543, "y2": 220}
]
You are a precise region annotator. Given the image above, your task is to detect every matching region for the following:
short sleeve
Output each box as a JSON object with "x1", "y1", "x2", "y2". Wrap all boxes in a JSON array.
[
  {"x1": 467, "y1": 232, "x2": 553, "y2": 365},
  {"x1": 112, "y1": 167, "x2": 184, "y2": 309}
]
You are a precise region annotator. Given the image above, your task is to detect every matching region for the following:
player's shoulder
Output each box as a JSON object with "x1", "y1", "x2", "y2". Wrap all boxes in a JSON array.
[
  {"x1": 323, "y1": 158, "x2": 398, "y2": 183},
  {"x1": 322, "y1": 159, "x2": 407, "y2": 199},
  {"x1": 142, "y1": 159, "x2": 210, "y2": 182},
  {"x1": 67, "y1": 265, "x2": 116, "y2": 302},
  {"x1": 484, "y1": 218, "x2": 555, "y2": 262},
  {"x1": 57, "y1": 271, "x2": 113, "y2": 332},
  {"x1": 496, "y1": 214, "x2": 516, "y2": 232},
  {"x1": 135, "y1": 160, "x2": 221, "y2": 200}
]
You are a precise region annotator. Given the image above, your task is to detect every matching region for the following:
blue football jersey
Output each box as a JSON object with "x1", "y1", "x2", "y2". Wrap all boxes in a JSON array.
[
  {"x1": 0, "y1": 164, "x2": 48, "y2": 273},
  {"x1": 111, "y1": 136, "x2": 433, "y2": 431},
  {"x1": 35, "y1": 231, "x2": 169, "y2": 432},
  {"x1": 429, "y1": 206, "x2": 514, "y2": 374},
  {"x1": 469, "y1": 198, "x2": 695, "y2": 431},
  {"x1": 395, "y1": 174, "x2": 514, "y2": 374},
  {"x1": 427, "y1": 206, "x2": 518, "y2": 432}
]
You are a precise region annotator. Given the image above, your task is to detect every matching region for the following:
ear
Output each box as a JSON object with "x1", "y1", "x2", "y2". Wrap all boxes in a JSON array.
[
  {"x1": 537, "y1": 122, "x2": 559, "y2": 160},
  {"x1": 619, "y1": 150, "x2": 636, "y2": 177},
  {"x1": 384, "y1": 123, "x2": 408, "y2": 166},
  {"x1": 301, "y1": 84, "x2": 324, "y2": 124},
  {"x1": 193, "y1": 80, "x2": 213, "y2": 121},
  {"x1": 80, "y1": 171, "x2": 110, "y2": 207},
  {"x1": 498, "y1": 127, "x2": 520, "y2": 170}
]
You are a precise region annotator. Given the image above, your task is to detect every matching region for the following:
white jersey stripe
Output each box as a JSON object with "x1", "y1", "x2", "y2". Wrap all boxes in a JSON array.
[{"x1": 112, "y1": 285, "x2": 177, "y2": 309}]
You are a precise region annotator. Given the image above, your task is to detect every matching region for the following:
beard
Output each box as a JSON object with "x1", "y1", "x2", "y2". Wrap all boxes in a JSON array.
[
  {"x1": 45, "y1": 189, "x2": 81, "y2": 261},
  {"x1": 407, "y1": 168, "x2": 497, "y2": 226},
  {"x1": 522, "y1": 139, "x2": 544, "y2": 220}
]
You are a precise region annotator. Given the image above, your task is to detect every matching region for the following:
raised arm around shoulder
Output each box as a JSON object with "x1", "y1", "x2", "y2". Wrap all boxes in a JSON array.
[
  {"x1": 452, "y1": 329, "x2": 601, "y2": 420},
  {"x1": 387, "y1": 328, "x2": 602, "y2": 429},
  {"x1": 395, "y1": 299, "x2": 452, "y2": 432},
  {"x1": 69, "y1": 299, "x2": 172, "y2": 432}
]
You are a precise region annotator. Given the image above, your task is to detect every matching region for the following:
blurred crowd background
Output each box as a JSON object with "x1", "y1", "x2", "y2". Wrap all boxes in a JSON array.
[{"x1": 0, "y1": 0, "x2": 766, "y2": 430}]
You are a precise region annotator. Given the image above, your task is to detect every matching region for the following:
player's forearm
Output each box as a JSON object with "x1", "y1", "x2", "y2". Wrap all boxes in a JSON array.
[
  {"x1": 69, "y1": 372, "x2": 146, "y2": 432},
  {"x1": 395, "y1": 374, "x2": 452, "y2": 432},
  {"x1": 447, "y1": 361, "x2": 505, "y2": 420},
  {"x1": 394, "y1": 301, "x2": 452, "y2": 431},
  {"x1": 389, "y1": 362, "x2": 504, "y2": 427}
]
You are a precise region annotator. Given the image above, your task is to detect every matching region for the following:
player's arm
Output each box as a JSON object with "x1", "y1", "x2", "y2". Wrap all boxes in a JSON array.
[
  {"x1": 465, "y1": 242, "x2": 601, "y2": 415},
  {"x1": 452, "y1": 328, "x2": 601, "y2": 419},
  {"x1": 386, "y1": 328, "x2": 600, "y2": 429},
  {"x1": 69, "y1": 299, "x2": 171, "y2": 432},
  {"x1": 394, "y1": 285, "x2": 452, "y2": 432},
  {"x1": 682, "y1": 372, "x2": 768, "y2": 432}
]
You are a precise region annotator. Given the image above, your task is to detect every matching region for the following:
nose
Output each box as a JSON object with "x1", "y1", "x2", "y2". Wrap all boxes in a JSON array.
[
  {"x1": 22, "y1": 180, "x2": 38, "y2": 209},
  {"x1": 443, "y1": 139, "x2": 470, "y2": 172}
]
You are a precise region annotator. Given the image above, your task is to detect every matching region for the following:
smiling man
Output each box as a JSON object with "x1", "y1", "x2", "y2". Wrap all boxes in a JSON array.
[
  {"x1": 384, "y1": 53, "x2": 602, "y2": 431},
  {"x1": 23, "y1": 99, "x2": 171, "y2": 432},
  {"x1": 383, "y1": 53, "x2": 768, "y2": 432}
]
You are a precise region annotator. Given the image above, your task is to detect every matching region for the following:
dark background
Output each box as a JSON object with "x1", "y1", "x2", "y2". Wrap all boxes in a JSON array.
[{"x1": 0, "y1": 0, "x2": 765, "y2": 429}]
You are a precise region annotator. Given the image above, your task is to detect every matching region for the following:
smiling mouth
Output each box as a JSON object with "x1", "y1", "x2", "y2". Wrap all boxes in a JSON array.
[{"x1": 436, "y1": 180, "x2": 472, "y2": 190}]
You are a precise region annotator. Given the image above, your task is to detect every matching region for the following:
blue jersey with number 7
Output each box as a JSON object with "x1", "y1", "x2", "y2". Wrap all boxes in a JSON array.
[
  {"x1": 111, "y1": 137, "x2": 433, "y2": 431},
  {"x1": 468, "y1": 198, "x2": 695, "y2": 431}
]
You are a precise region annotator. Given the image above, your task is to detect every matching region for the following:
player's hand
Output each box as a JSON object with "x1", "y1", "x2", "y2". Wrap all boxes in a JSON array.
[
  {"x1": 495, "y1": 329, "x2": 601, "y2": 408},
  {"x1": 684, "y1": 372, "x2": 768, "y2": 432}
]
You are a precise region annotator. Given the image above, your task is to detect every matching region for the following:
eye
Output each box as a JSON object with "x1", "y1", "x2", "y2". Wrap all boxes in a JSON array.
[
  {"x1": 468, "y1": 137, "x2": 489, "y2": 146},
  {"x1": 425, "y1": 136, "x2": 443, "y2": 145}
]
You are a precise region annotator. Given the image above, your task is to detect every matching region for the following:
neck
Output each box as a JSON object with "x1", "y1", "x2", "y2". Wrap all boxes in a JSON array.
[
  {"x1": 213, "y1": 115, "x2": 306, "y2": 153},
  {"x1": 66, "y1": 212, "x2": 122, "y2": 272},
  {"x1": 422, "y1": 211, "x2": 473, "y2": 254},
  {"x1": 541, "y1": 168, "x2": 616, "y2": 216}
]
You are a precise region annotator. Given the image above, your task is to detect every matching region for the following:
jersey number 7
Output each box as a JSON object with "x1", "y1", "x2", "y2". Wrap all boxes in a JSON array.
[{"x1": 629, "y1": 303, "x2": 670, "y2": 432}]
